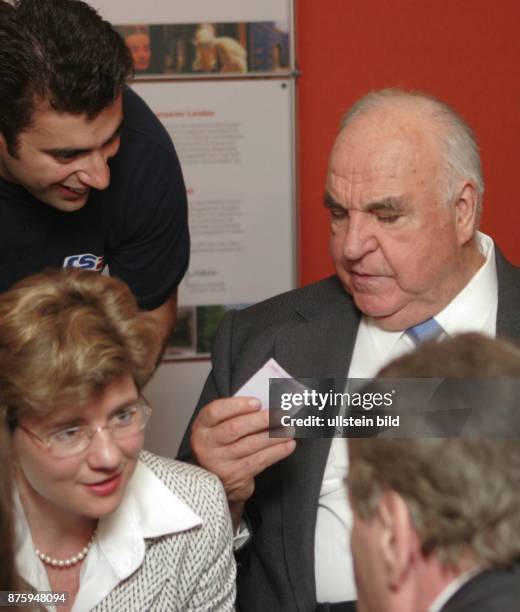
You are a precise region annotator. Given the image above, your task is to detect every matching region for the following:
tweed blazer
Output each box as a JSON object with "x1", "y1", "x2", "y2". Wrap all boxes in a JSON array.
[
  {"x1": 178, "y1": 248, "x2": 520, "y2": 612},
  {"x1": 93, "y1": 452, "x2": 236, "y2": 612}
]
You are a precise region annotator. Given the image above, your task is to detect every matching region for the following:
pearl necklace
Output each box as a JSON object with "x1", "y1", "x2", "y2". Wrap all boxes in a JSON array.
[{"x1": 35, "y1": 531, "x2": 96, "y2": 568}]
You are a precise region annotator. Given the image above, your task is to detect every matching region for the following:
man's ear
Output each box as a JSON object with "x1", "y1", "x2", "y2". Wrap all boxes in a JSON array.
[
  {"x1": 377, "y1": 490, "x2": 419, "y2": 590},
  {"x1": 0, "y1": 132, "x2": 18, "y2": 173},
  {"x1": 0, "y1": 131, "x2": 11, "y2": 162},
  {"x1": 453, "y1": 181, "x2": 479, "y2": 245}
]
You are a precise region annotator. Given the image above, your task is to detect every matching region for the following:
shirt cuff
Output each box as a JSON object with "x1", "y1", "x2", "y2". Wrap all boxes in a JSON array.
[{"x1": 233, "y1": 519, "x2": 251, "y2": 551}]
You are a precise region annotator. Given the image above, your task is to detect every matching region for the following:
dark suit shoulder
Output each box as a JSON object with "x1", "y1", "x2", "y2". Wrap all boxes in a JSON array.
[
  {"x1": 442, "y1": 565, "x2": 520, "y2": 611},
  {"x1": 231, "y1": 275, "x2": 351, "y2": 329},
  {"x1": 495, "y1": 247, "x2": 520, "y2": 341}
]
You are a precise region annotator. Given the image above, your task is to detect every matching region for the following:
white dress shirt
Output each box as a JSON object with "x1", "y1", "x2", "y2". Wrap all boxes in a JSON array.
[
  {"x1": 15, "y1": 459, "x2": 202, "y2": 612},
  {"x1": 314, "y1": 232, "x2": 498, "y2": 603}
]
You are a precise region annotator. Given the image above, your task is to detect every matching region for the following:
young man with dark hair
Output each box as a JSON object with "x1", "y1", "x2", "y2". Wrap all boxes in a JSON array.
[{"x1": 0, "y1": 0, "x2": 189, "y2": 346}]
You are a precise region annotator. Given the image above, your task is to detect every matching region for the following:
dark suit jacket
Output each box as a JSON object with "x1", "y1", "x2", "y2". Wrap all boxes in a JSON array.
[
  {"x1": 441, "y1": 565, "x2": 520, "y2": 611},
  {"x1": 178, "y1": 250, "x2": 520, "y2": 612}
]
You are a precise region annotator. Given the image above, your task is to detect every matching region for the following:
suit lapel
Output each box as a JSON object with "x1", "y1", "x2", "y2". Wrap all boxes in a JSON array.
[
  {"x1": 93, "y1": 540, "x2": 170, "y2": 611},
  {"x1": 272, "y1": 285, "x2": 360, "y2": 609}
]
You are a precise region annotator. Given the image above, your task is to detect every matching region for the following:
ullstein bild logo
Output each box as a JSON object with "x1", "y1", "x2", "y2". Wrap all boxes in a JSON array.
[{"x1": 63, "y1": 253, "x2": 104, "y2": 272}]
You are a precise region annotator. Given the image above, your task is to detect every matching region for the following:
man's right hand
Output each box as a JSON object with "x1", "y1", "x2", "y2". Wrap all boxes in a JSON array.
[{"x1": 190, "y1": 396, "x2": 296, "y2": 529}]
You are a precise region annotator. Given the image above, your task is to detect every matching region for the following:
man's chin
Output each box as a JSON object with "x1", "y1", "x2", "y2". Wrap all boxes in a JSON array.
[
  {"x1": 351, "y1": 294, "x2": 408, "y2": 330},
  {"x1": 43, "y1": 195, "x2": 89, "y2": 212},
  {"x1": 56, "y1": 200, "x2": 88, "y2": 212}
]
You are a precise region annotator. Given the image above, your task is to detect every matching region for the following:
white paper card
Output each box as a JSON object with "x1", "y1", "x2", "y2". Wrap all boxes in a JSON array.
[{"x1": 234, "y1": 358, "x2": 292, "y2": 410}]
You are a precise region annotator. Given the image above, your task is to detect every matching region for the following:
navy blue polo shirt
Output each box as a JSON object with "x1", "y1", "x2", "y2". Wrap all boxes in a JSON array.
[{"x1": 0, "y1": 87, "x2": 189, "y2": 310}]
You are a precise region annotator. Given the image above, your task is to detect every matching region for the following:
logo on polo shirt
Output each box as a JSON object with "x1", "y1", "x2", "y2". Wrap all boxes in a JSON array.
[{"x1": 63, "y1": 253, "x2": 105, "y2": 272}]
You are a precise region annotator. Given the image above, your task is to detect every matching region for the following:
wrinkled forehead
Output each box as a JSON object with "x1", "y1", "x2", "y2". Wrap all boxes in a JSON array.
[{"x1": 328, "y1": 107, "x2": 444, "y2": 182}]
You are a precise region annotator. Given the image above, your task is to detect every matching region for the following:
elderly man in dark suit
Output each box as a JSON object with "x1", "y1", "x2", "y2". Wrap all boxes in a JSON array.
[
  {"x1": 178, "y1": 88, "x2": 520, "y2": 611},
  {"x1": 348, "y1": 333, "x2": 520, "y2": 612}
]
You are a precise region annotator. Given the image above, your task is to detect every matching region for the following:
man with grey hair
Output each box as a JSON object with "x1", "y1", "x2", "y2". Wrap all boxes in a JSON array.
[
  {"x1": 349, "y1": 333, "x2": 520, "y2": 612},
  {"x1": 349, "y1": 436, "x2": 520, "y2": 612},
  {"x1": 178, "y1": 88, "x2": 520, "y2": 611}
]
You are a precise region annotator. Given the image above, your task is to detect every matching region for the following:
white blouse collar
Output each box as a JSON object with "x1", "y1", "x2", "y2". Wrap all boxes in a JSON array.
[{"x1": 15, "y1": 457, "x2": 202, "y2": 611}]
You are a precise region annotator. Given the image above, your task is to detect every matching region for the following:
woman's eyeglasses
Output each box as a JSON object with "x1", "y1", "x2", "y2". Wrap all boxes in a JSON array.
[{"x1": 18, "y1": 397, "x2": 152, "y2": 458}]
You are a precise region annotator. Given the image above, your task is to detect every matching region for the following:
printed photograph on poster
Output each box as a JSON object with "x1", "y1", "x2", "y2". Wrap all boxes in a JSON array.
[
  {"x1": 164, "y1": 303, "x2": 250, "y2": 360},
  {"x1": 115, "y1": 21, "x2": 290, "y2": 77}
]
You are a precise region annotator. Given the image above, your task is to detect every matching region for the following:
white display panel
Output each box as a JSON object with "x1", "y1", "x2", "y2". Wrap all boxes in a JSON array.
[
  {"x1": 132, "y1": 80, "x2": 294, "y2": 305},
  {"x1": 132, "y1": 80, "x2": 296, "y2": 357}
]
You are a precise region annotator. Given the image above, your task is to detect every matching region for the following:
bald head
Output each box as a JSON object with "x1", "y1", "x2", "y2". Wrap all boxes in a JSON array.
[{"x1": 340, "y1": 89, "x2": 484, "y2": 219}]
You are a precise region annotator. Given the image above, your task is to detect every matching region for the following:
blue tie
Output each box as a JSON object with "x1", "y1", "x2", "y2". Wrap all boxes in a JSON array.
[{"x1": 406, "y1": 318, "x2": 443, "y2": 345}]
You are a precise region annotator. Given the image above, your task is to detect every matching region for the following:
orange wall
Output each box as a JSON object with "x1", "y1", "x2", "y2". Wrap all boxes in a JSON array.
[{"x1": 297, "y1": 0, "x2": 520, "y2": 285}]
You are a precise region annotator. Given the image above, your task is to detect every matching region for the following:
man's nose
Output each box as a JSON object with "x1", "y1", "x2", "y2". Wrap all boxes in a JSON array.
[
  {"x1": 86, "y1": 428, "x2": 122, "y2": 470},
  {"x1": 342, "y1": 211, "x2": 378, "y2": 261},
  {"x1": 77, "y1": 152, "x2": 111, "y2": 190}
]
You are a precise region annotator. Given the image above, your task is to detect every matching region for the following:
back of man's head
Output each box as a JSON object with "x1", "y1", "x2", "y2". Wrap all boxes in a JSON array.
[
  {"x1": 0, "y1": 0, "x2": 132, "y2": 155},
  {"x1": 348, "y1": 334, "x2": 520, "y2": 611}
]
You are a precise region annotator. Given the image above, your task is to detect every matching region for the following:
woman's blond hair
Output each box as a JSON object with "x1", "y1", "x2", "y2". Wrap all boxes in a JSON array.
[{"x1": 0, "y1": 269, "x2": 159, "y2": 427}]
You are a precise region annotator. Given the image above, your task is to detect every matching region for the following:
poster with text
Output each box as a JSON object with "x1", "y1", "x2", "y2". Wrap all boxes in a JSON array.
[{"x1": 131, "y1": 80, "x2": 296, "y2": 359}]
